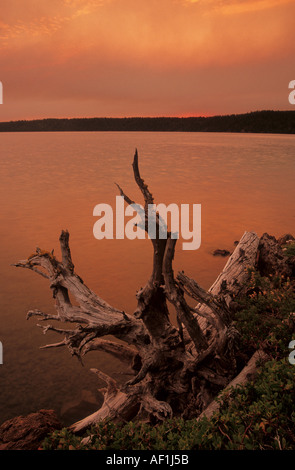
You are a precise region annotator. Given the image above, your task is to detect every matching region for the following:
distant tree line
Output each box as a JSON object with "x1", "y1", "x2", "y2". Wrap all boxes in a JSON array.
[{"x1": 0, "y1": 110, "x2": 294, "y2": 133}]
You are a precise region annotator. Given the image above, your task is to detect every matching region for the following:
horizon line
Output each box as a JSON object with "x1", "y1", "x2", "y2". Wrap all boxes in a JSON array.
[{"x1": 0, "y1": 109, "x2": 293, "y2": 124}]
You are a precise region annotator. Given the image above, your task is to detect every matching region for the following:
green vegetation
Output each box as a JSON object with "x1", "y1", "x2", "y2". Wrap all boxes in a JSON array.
[
  {"x1": 41, "y1": 270, "x2": 295, "y2": 451},
  {"x1": 0, "y1": 111, "x2": 295, "y2": 134},
  {"x1": 283, "y1": 241, "x2": 295, "y2": 258},
  {"x1": 233, "y1": 269, "x2": 295, "y2": 360}
]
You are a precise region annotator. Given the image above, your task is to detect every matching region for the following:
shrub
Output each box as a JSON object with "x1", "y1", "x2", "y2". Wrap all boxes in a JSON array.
[
  {"x1": 42, "y1": 358, "x2": 295, "y2": 451},
  {"x1": 233, "y1": 269, "x2": 295, "y2": 359},
  {"x1": 41, "y1": 269, "x2": 295, "y2": 451},
  {"x1": 283, "y1": 241, "x2": 295, "y2": 258}
]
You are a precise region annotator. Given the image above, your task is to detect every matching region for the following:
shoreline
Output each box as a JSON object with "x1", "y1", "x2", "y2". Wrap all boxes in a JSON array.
[{"x1": 0, "y1": 110, "x2": 294, "y2": 134}]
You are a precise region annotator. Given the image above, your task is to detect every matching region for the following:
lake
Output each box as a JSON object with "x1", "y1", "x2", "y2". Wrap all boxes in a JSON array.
[{"x1": 0, "y1": 131, "x2": 294, "y2": 425}]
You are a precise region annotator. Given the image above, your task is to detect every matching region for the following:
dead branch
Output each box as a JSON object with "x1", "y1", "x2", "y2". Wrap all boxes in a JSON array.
[
  {"x1": 14, "y1": 150, "x2": 265, "y2": 433},
  {"x1": 197, "y1": 349, "x2": 269, "y2": 421}
]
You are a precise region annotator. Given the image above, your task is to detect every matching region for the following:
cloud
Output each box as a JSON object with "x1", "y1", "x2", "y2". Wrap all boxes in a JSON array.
[
  {"x1": 218, "y1": 0, "x2": 295, "y2": 15},
  {"x1": 0, "y1": 0, "x2": 294, "y2": 119},
  {"x1": 1, "y1": 0, "x2": 294, "y2": 70},
  {"x1": 0, "y1": 17, "x2": 66, "y2": 46},
  {"x1": 182, "y1": 0, "x2": 295, "y2": 14},
  {"x1": 0, "y1": 0, "x2": 103, "y2": 48}
]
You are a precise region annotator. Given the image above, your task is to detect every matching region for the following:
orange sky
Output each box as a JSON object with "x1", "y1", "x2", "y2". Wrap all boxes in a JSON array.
[{"x1": 0, "y1": 0, "x2": 295, "y2": 120}]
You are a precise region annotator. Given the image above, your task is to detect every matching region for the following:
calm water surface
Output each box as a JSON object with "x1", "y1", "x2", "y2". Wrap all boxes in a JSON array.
[{"x1": 0, "y1": 131, "x2": 294, "y2": 425}]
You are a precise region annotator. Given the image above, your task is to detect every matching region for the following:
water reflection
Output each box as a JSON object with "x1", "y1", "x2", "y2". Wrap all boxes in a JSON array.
[{"x1": 0, "y1": 131, "x2": 294, "y2": 424}]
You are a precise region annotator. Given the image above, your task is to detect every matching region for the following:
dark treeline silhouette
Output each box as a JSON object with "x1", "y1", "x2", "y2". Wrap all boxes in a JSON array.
[{"x1": 0, "y1": 110, "x2": 294, "y2": 133}]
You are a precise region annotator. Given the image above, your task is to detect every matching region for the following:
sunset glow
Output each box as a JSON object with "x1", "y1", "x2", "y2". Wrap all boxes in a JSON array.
[{"x1": 1, "y1": 0, "x2": 295, "y2": 120}]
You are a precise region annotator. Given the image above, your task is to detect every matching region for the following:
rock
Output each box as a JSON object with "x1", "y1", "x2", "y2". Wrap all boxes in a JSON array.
[
  {"x1": 0, "y1": 409, "x2": 62, "y2": 450},
  {"x1": 212, "y1": 249, "x2": 231, "y2": 257},
  {"x1": 257, "y1": 233, "x2": 292, "y2": 278}
]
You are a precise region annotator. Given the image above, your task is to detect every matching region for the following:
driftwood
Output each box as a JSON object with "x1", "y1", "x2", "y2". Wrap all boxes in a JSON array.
[
  {"x1": 178, "y1": 231, "x2": 260, "y2": 340},
  {"x1": 197, "y1": 349, "x2": 269, "y2": 421},
  {"x1": 14, "y1": 150, "x2": 269, "y2": 432}
]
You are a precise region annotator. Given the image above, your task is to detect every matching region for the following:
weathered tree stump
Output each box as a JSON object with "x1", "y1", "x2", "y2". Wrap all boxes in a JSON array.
[{"x1": 14, "y1": 150, "x2": 279, "y2": 432}]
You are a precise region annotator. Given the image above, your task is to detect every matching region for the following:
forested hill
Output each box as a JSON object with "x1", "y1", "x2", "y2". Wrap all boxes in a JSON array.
[{"x1": 0, "y1": 110, "x2": 294, "y2": 133}]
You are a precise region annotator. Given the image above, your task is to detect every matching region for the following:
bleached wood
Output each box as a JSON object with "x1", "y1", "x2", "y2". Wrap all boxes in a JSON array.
[
  {"x1": 207, "y1": 231, "x2": 259, "y2": 301},
  {"x1": 197, "y1": 350, "x2": 269, "y2": 421},
  {"x1": 196, "y1": 231, "x2": 260, "y2": 333},
  {"x1": 14, "y1": 152, "x2": 266, "y2": 433}
]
